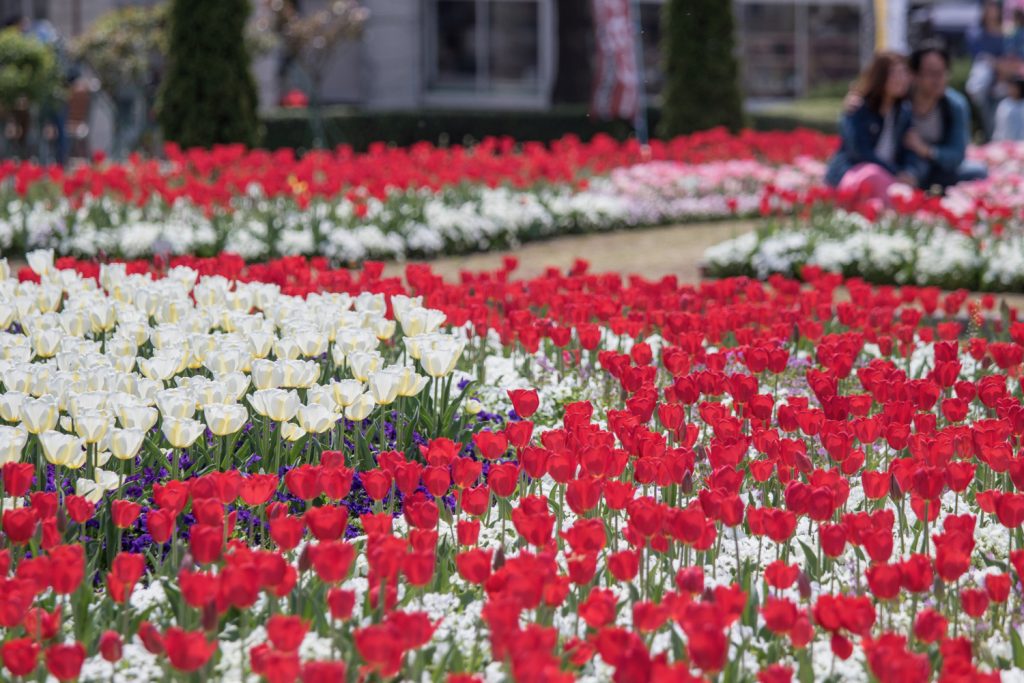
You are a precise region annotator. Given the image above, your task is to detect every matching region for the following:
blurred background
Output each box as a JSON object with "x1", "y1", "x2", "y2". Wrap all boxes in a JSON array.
[{"x1": 0, "y1": 0, "x2": 1019, "y2": 161}]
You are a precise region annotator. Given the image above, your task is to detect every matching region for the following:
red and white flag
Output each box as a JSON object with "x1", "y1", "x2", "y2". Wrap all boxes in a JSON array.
[{"x1": 591, "y1": 0, "x2": 639, "y2": 121}]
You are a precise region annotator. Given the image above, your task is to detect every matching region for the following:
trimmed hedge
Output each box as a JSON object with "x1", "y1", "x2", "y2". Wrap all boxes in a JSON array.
[{"x1": 261, "y1": 105, "x2": 835, "y2": 151}]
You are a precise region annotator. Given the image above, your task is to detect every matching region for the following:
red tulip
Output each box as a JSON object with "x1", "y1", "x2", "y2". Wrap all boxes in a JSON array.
[
  {"x1": 111, "y1": 499, "x2": 142, "y2": 528},
  {"x1": 3, "y1": 462, "x2": 35, "y2": 497},
  {"x1": 508, "y1": 389, "x2": 539, "y2": 418},
  {"x1": 455, "y1": 548, "x2": 493, "y2": 584},
  {"x1": 44, "y1": 642, "x2": 86, "y2": 682},
  {"x1": 48, "y1": 545, "x2": 84, "y2": 595},
  {"x1": 163, "y1": 628, "x2": 217, "y2": 672},
  {"x1": 99, "y1": 631, "x2": 123, "y2": 662},
  {"x1": 266, "y1": 614, "x2": 309, "y2": 652}
]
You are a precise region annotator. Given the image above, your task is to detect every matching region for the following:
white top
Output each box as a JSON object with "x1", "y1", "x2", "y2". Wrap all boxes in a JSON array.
[
  {"x1": 874, "y1": 110, "x2": 898, "y2": 165},
  {"x1": 993, "y1": 99, "x2": 1024, "y2": 141}
]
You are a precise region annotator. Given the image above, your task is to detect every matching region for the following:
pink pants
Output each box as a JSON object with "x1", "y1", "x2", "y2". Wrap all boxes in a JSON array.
[{"x1": 837, "y1": 163, "x2": 896, "y2": 214}]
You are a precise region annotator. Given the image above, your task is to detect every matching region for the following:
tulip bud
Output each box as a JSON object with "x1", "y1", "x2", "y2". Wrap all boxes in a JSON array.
[
  {"x1": 298, "y1": 545, "x2": 312, "y2": 573},
  {"x1": 202, "y1": 601, "x2": 219, "y2": 632},
  {"x1": 99, "y1": 631, "x2": 123, "y2": 663},
  {"x1": 493, "y1": 545, "x2": 506, "y2": 571},
  {"x1": 797, "y1": 570, "x2": 812, "y2": 600},
  {"x1": 889, "y1": 473, "x2": 903, "y2": 503},
  {"x1": 680, "y1": 471, "x2": 694, "y2": 495}
]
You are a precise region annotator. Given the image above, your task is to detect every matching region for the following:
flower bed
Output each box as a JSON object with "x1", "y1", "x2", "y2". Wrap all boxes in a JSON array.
[
  {"x1": 0, "y1": 130, "x2": 833, "y2": 262},
  {"x1": 703, "y1": 142, "x2": 1024, "y2": 292},
  {"x1": 0, "y1": 250, "x2": 1022, "y2": 681}
]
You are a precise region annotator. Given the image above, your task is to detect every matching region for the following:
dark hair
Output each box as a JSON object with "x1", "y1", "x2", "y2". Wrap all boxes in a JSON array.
[
  {"x1": 910, "y1": 40, "x2": 950, "y2": 72},
  {"x1": 857, "y1": 52, "x2": 907, "y2": 112},
  {"x1": 981, "y1": 1, "x2": 1002, "y2": 29}
]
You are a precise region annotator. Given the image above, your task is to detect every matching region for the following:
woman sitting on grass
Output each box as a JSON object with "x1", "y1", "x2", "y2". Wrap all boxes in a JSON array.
[{"x1": 825, "y1": 52, "x2": 925, "y2": 213}]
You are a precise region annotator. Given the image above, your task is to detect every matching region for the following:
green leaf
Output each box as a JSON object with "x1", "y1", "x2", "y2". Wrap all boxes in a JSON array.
[
  {"x1": 797, "y1": 648, "x2": 814, "y2": 683},
  {"x1": 1011, "y1": 628, "x2": 1024, "y2": 668},
  {"x1": 798, "y1": 540, "x2": 819, "y2": 580}
]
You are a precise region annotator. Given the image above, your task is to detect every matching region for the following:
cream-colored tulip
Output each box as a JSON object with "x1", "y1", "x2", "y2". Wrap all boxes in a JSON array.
[
  {"x1": 138, "y1": 356, "x2": 180, "y2": 382},
  {"x1": 306, "y1": 385, "x2": 336, "y2": 411},
  {"x1": 203, "y1": 349, "x2": 247, "y2": 376},
  {"x1": 31, "y1": 328, "x2": 63, "y2": 358},
  {"x1": 280, "y1": 421, "x2": 306, "y2": 442},
  {"x1": 297, "y1": 404, "x2": 336, "y2": 434},
  {"x1": 39, "y1": 430, "x2": 85, "y2": 468},
  {"x1": 389, "y1": 295, "x2": 423, "y2": 324},
  {"x1": 110, "y1": 428, "x2": 145, "y2": 461},
  {"x1": 372, "y1": 318, "x2": 396, "y2": 341},
  {"x1": 88, "y1": 302, "x2": 117, "y2": 333},
  {"x1": 280, "y1": 359, "x2": 319, "y2": 389},
  {"x1": 36, "y1": 285, "x2": 63, "y2": 313},
  {"x1": 344, "y1": 393, "x2": 376, "y2": 421},
  {"x1": 248, "y1": 389, "x2": 300, "y2": 422},
  {"x1": 348, "y1": 352, "x2": 382, "y2": 382},
  {"x1": 2, "y1": 368, "x2": 31, "y2": 394},
  {"x1": 330, "y1": 343, "x2": 348, "y2": 369},
  {"x1": 27, "y1": 249, "x2": 54, "y2": 277},
  {"x1": 397, "y1": 307, "x2": 447, "y2": 337},
  {"x1": 250, "y1": 359, "x2": 283, "y2": 391},
  {"x1": 117, "y1": 404, "x2": 158, "y2": 431},
  {"x1": 274, "y1": 337, "x2": 302, "y2": 361},
  {"x1": 294, "y1": 329, "x2": 327, "y2": 357},
  {"x1": 368, "y1": 370, "x2": 401, "y2": 406},
  {"x1": 106, "y1": 337, "x2": 137, "y2": 359},
  {"x1": 354, "y1": 292, "x2": 386, "y2": 315},
  {"x1": 204, "y1": 403, "x2": 248, "y2": 436},
  {"x1": 20, "y1": 396, "x2": 59, "y2": 434},
  {"x1": 75, "y1": 469, "x2": 120, "y2": 503},
  {"x1": 221, "y1": 372, "x2": 250, "y2": 402},
  {"x1": 156, "y1": 389, "x2": 196, "y2": 420},
  {"x1": 0, "y1": 303, "x2": 14, "y2": 330},
  {"x1": 420, "y1": 341, "x2": 465, "y2": 378},
  {"x1": 248, "y1": 332, "x2": 275, "y2": 359},
  {"x1": 74, "y1": 410, "x2": 112, "y2": 444},
  {"x1": 331, "y1": 379, "x2": 363, "y2": 407},
  {"x1": 58, "y1": 311, "x2": 89, "y2": 338},
  {"x1": 157, "y1": 300, "x2": 188, "y2": 325},
  {"x1": 161, "y1": 417, "x2": 205, "y2": 449},
  {"x1": 335, "y1": 328, "x2": 378, "y2": 355},
  {"x1": 0, "y1": 425, "x2": 27, "y2": 464},
  {"x1": 465, "y1": 398, "x2": 483, "y2": 415},
  {"x1": 396, "y1": 366, "x2": 429, "y2": 398},
  {"x1": 0, "y1": 391, "x2": 26, "y2": 422},
  {"x1": 191, "y1": 381, "x2": 229, "y2": 408}
]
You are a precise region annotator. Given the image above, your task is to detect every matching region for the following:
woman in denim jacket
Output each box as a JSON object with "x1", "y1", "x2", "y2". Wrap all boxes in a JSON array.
[{"x1": 825, "y1": 52, "x2": 926, "y2": 212}]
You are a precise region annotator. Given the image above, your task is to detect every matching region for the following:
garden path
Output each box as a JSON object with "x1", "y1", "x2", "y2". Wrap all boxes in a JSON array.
[
  {"x1": 384, "y1": 220, "x2": 755, "y2": 282},
  {"x1": 385, "y1": 219, "x2": 1024, "y2": 312}
]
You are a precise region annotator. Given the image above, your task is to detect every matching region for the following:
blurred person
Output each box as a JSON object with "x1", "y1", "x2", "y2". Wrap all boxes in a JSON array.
[
  {"x1": 903, "y1": 42, "x2": 988, "y2": 189},
  {"x1": 1008, "y1": 8, "x2": 1024, "y2": 58},
  {"x1": 825, "y1": 53, "x2": 923, "y2": 211},
  {"x1": 993, "y1": 76, "x2": 1024, "y2": 139},
  {"x1": 844, "y1": 42, "x2": 988, "y2": 191},
  {"x1": 18, "y1": 15, "x2": 79, "y2": 164},
  {"x1": 966, "y1": 1, "x2": 1006, "y2": 140}
]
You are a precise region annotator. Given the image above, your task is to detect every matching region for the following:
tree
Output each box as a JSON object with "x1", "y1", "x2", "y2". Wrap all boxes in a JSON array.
[
  {"x1": 265, "y1": 0, "x2": 368, "y2": 148},
  {"x1": 659, "y1": 0, "x2": 744, "y2": 137},
  {"x1": 158, "y1": 0, "x2": 260, "y2": 148}
]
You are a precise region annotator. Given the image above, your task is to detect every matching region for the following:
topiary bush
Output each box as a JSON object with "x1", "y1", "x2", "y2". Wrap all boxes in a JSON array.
[
  {"x1": 659, "y1": 0, "x2": 744, "y2": 137},
  {"x1": 157, "y1": 0, "x2": 260, "y2": 148}
]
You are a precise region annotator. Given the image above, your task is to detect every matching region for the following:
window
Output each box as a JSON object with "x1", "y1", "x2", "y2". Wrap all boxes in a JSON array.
[{"x1": 426, "y1": 0, "x2": 553, "y2": 104}]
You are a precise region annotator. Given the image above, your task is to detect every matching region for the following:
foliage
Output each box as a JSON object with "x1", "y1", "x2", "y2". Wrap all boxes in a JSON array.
[
  {"x1": 0, "y1": 27, "x2": 60, "y2": 110},
  {"x1": 69, "y1": 4, "x2": 167, "y2": 97},
  {"x1": 659, "y1": 0, "x2": 744, "y2": 136},
  {"x1": 157, "y1": 0, "x2": 260, "y2": 148}
]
